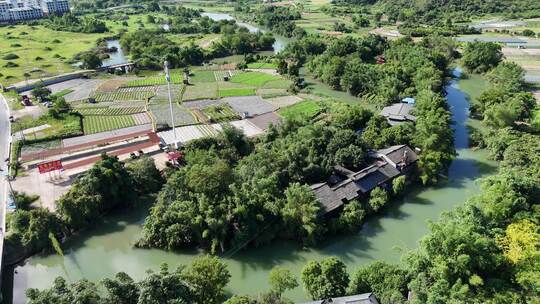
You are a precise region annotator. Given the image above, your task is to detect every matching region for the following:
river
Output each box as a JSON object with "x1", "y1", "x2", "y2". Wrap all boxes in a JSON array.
[
  {"x1": 4, "y1": 68, "x2": 497, "y2": 303},
  {"x1": 101, "y1": 40, "x2": 129, "y2": 67}
]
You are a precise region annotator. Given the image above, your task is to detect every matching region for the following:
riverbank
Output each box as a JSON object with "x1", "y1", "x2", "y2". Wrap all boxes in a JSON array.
[{"x1": 3, "y1": 70, "x2": 498, "y2": 303}]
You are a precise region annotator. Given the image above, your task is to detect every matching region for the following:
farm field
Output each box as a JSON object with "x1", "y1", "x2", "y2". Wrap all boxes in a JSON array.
[
  {"x1": 152, "y1": 85, "x2": 183, "y2": 103},
  {"x1": 123, "y1": 74, "x2": 184, "y2": 87},
  {"x1": 201, "y1": 104, "x2": 239, "y2": 122},
  {"x1": 0, "y1": 25, "x2": 107, "y2": 86},
  {"x1": 231, "y1": 72, "x2": 281, "y2": 87},
  {"x1": 92, "y1": 90, "x2": 155, "y2": 102},
  {"x1": 189, "y1": 70, "x2": 217, "y2": 82},
  {"x1": 262, "y1": 79, "x2": 292, "y2": 89},
  {"x1": 214, "y1": 70, "x2": 240, "y2": 81},
  {"x1": 218, "y1": 88, "x2": 256, "y2": 97},
  {"x1": 247, "y1": 62, "x2": 278, "y2": 69},
  {"x1": 149, "y1": 103, "x2": 196, "y2": 127},
  {"x1": 76, "y1": 106, "x2": 145, "y2": 116},
  {"x1": 278, "y1": 100, "x2": 321, "y2": 119},
  {"x1": 82, "y1": 115, "x2": 136, "y2": 134},
  {"x1": 182, "y1": 83, "x2": 218, "y2": 101}
]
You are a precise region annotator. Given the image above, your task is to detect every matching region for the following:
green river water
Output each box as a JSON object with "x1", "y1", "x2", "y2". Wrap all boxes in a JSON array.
[{"x1": 5, "y1": 69, "x2": 497, "y2": 303}]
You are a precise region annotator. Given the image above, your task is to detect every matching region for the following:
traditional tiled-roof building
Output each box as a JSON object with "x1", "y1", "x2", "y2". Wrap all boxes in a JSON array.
[
  {"x1": 300, "y1": 292, "x2": 380, "y2": 304},
  {"x1": 310, "y1": 145, "x2": 418, "y2": 215}
]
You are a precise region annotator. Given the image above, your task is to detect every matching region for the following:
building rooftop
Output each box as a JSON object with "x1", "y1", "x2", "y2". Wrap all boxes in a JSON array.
[
  {"x1": 380, "y1": 103, "x2": 416, "y2": 126},
  {"x1": 310, "y1": 145, "x2": 418, "y2": 214},
  {"x1": 300, "y1": 292, "x2": 380, "y2": 304}
]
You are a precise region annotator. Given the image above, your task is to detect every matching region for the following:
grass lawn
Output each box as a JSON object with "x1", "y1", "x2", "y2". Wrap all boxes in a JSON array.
[
  {"x1": 83, "y1": 115, "x2": 136, "y2": 134},
  {"x1": 231, "y1": 72, "x2": 281, "y2": 87},
  {"x1": 278, "y1": 100, "x2": 321, "y2": 120},
  {"x1": 218, "y1": 88, "x2": 256, "y2": 97},
  {"x1": 182, "y1": 83, "x2": 218, "y2": 101},
  {"x1": 0, "y1": 25, "x2": 107, "y2": 86}
]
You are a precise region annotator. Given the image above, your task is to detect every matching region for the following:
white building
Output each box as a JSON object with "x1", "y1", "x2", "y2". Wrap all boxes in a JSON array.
[
  {"x1": 0, "y1": 0, "x2": 68, "y2": 22},
  {"x1": 0, "y1": 1, "x2": 12, "y2": 21},
  {"x1": 9, "y1": 6, "x2": 43, "y2": 20},
  {"x1": 41, "y1": 0, "x2": 69, "y2": 15}
]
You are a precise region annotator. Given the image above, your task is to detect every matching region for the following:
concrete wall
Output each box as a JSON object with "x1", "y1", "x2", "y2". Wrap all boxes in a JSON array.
[{"x1": 6, "y1": 70, "x2": 95, "y2": 93}]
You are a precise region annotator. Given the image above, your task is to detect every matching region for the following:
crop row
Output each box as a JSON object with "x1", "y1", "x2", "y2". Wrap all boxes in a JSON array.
[
  {"x1": 92, "y1": 91, "x2": 155, "y2": 102},
  {"x1": 82, "y1": 115, "x2": 137, "y2": 134},
  {"x1": 76, "y1": 106, "x2": 145, "y2": 116},
  {"x1": 201, "y1": 104, "x2": 239, "y2": 123},
  {"x1": 122, "y1": 74, "x2": 184, "y2": 87}
]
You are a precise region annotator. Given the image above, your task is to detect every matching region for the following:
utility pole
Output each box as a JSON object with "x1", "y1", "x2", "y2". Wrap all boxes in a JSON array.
[{"x1": 164, "y1": 61, "x2": 178, "y2": 149}]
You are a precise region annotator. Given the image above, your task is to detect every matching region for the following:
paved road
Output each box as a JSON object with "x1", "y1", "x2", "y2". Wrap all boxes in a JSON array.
[{"x1": 0, "y1": 93, "x2": 11, "y2": 269}]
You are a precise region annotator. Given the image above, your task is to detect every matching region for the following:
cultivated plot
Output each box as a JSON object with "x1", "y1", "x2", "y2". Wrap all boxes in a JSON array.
[{"x1": 149, "y1": 103, "x2": 196, "y2": 127}]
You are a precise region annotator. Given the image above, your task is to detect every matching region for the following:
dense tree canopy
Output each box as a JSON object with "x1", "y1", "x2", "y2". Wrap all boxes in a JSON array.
[
  {"x1": 27, "y1": 256, "x2": 230, "y2": 304},
  {"x1": 462, "y1": 41, "x2": 503, "y2": 73}
]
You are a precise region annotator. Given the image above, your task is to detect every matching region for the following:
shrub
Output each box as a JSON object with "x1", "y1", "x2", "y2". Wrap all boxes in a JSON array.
[
  {"x1": 392, "y1": 175, "x2": 406, "y2": 197},
  {"x1": 2, "y1": 53, "x2": 19, "y2": 60},
  {"x1": 368, "y1": 187, "x2": 389, "y2": 212},
  {"x1": 3, "y1": 61, "x2": 19, "y2": 68}
]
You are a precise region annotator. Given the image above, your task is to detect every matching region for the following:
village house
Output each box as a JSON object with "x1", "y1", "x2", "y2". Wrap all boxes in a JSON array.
[
  {"x1": 301, "y1": 292, "x2": 380, "y2": 304},
  {"x1": 380, "y1": 103, "x2": 416, "y2": 126},
  {"x1": 310, "y1": 145, "x2": 418, "y2": 215}
]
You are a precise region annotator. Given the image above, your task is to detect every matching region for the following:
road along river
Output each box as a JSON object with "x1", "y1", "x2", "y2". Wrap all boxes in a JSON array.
[{"x1": 5, "y1": 67, "x2": 497, "y2": 303}]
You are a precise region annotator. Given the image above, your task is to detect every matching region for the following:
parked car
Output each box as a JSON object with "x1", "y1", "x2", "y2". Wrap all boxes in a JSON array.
[{"x1": 8, "y1": 116, "x2": 14, "y2": 122}]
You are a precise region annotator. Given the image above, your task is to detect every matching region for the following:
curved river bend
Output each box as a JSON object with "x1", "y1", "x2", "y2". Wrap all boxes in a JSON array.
[{"x1": 6, "y1": 64, "x2": 496, "y2": 303}]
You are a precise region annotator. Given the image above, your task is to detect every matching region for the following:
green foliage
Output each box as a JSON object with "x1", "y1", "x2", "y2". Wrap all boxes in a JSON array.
[
  {"x1": 237, "y1": 5, "x2": 302, "y2": 38},
  {"x1": 392, "y1": 175, "x2": 406, "y2": 197},
  {"x1": 368, "y1": 187, "x2": 389, "y2": 212},
  {"x1": 138, "y1": 104, "x2": 376, "y2": 252},
  {"x1": 56, "y1": 155, "x2": 136, "y2": 230},
  {"x1": 301, "y1": 257, "x2": 350, "y2": 300},
  {"x1": 7, "y1": 207, "x2": 62, "y2": 253},
  {"x1": 472, "y1": 62, "x2": 536, "y2": 129},
  {"x1": 334, "y1": 200, "x2": 365, "y2": 233},
  {"x1": 32, "y1": 84, "x2": 51, "y2": 101},
  {"x1": 268, "y1": 266, "x2": 298, "y2": 295},
  {"x1": 182, "y1": 256, "x2": 231, "y2": 304},
  {"x1": 27, "y1": 257, "x2": 230, "y2": 304},
  {"x1": 12, "y1": 191, "x2": 39, "y2": 210},
  {"x1": 44, "y1": 13, "x2": 108, "y2": 33},
  {"x1": 349, "y1": 262, "x2": 409, "y2": 303},
  {"x1": 80, "y1": 51, "x2": 102, "y2": 69},
  {"x1": 282, "y1": 183, "x2": 322, "y2": 245},
  {"x1": 126, "y1": 156, "x2": 164, "y2": 194},
  {"x1": 462, "y1": 41, "x2": 503, "y2": 73}
]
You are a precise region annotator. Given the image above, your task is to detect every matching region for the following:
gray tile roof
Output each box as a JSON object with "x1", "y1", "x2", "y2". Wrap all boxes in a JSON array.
[
  {"x1": 300, "y1": 293, "x2": 380, "y2": 304},
  {"x1": 310, "y1": 145, "x2": 418, "y2": 214},
  {"x1": 375, "y1": 145, "x2": 418, "y2": 167},
  {"x1": 380, "y1": 103, "x2": 416, "y2": 125}
]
